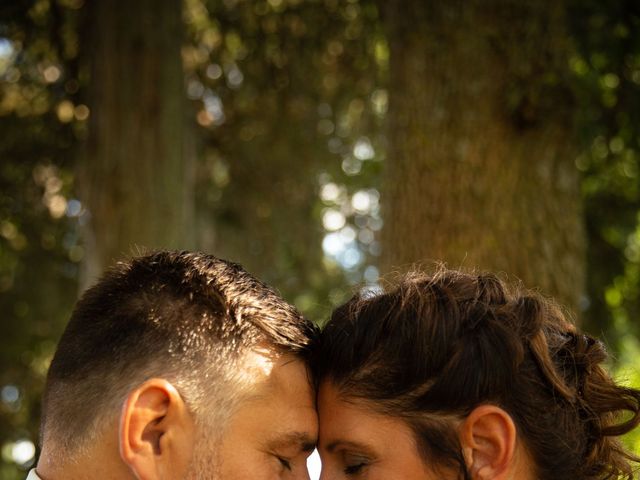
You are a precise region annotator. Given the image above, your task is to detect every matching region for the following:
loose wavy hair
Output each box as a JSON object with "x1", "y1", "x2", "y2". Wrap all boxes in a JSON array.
[{"x1": 316, "y1": 269, "x2": 640, "y2": 479}]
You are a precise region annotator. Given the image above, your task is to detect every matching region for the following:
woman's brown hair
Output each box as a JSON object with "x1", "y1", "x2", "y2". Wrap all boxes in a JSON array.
[{"x1": 316, "y1": 269, "x2": 640, "y2": 479}]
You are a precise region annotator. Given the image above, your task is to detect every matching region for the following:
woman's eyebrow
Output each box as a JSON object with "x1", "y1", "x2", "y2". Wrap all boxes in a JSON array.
[
  {"x1": 267, "y1": 431, "x2": 317, "y2": 453},
  {"x1": 324, "y1": 439, "x2": 374, "y2": 455}
]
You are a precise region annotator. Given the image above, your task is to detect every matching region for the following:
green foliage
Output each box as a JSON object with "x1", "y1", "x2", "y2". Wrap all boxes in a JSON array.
[
  {"x1": 568, "y1": 0, "x2": 640, "y2": 345},
  {"x1": 568, "y1": 0, "x2": 640, "y2": 457},
  {"x1": 1, "y1": 0, "x2": 640, "y2": 477},
  {"x1": 615, "y1": 335, "x2": 640, "y2": 455},
  {"x1": 0, "y1": 1, "x2": 85, "y2": 477},
  {"x1": 182, "y1": 0, "x2": 386, "y2": 316}
]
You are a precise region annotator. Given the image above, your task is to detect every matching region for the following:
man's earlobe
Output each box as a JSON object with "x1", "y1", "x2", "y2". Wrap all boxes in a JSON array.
[
  {"x1": 119, "y1": 379, "x2": 194, "y2": 479},
  {"x1": 459, "y1": 405, "x2": 517, "y2": 480}
]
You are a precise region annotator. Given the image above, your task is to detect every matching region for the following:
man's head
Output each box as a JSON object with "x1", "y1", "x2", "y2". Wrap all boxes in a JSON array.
[{"x1": 38, "y1": 251, "x2": 319, "y2": 479}]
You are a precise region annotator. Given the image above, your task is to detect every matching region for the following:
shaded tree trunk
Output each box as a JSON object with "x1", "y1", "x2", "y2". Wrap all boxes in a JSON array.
[
  {"x1": 205, "y1": 106, "x2": 331, "y2": 309},
  {"x1": 380, "y1": 1, "x2": 585, "y2": 312},
  {"x1": 79, "y1": 0, "x2": 193, "y2": 284}
]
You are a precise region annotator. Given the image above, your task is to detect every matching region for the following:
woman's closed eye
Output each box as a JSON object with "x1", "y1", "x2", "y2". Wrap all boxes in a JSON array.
[
  {"x1": 342, "y1": 454, "x2": 371, "y2": 476},
  {"x1": 344, "y1": 462, "x2": 368, "y2": 475}
]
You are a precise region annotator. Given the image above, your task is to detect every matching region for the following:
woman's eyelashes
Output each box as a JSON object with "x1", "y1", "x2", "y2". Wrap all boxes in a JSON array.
[
  {"x1": 344, "y1": 462, "x2": 368, "y2": 475},
  {"x1": 342, "y1": 454, "x2": 371, "y2": 476}
]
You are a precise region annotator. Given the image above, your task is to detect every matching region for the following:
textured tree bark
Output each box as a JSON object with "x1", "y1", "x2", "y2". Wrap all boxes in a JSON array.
[
  {"x1": 79, "y1": 0, "x2": 194, "y2": 284},
  {"x1": 380, "y1": 1, "x2": 585, "y2": 312}
]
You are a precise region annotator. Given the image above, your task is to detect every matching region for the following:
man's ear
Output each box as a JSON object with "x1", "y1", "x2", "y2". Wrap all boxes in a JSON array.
[
  {"x1": 119, "y1": 379, "x2": 195, "y2": 479},
  {"x1": 459, "y1": 405, "x2": 516, "y2": 480}
]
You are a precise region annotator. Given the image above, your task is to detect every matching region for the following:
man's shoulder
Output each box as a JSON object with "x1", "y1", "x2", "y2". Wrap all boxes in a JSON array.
[{"x1": 26, "y1": 469, "x2": 41, "y2": 480}]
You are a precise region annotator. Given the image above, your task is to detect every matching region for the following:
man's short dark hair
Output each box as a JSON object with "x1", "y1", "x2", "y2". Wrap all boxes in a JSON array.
[{"x1": 41, "y1": 251, "x2": 318, "y2": 454}]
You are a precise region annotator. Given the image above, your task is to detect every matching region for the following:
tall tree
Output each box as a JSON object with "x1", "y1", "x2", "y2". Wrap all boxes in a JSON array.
[
  {"x1": 79, "y1": 0, "x2": 194, "y2": 283},
  {"x1": 380, "y1": 1, "x2": 585, "y2": 311},
  {"x1": 183, "y1": 0, "x2": 382, "y2": 315}
]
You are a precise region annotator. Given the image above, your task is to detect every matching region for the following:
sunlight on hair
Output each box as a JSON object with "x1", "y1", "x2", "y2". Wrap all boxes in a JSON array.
[
  {"x1": 233, "y1": 349, "x2": 276, "y2": 389},
  {"x1": 307, "y1": 449, "x2": 321, "y2": 480}
]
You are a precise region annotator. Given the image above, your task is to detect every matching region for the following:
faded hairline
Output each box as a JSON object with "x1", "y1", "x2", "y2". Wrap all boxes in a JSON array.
[
  {"x1": 40, "y1": 251, "x2": 318, "y2": 460},
  {"x1": 41, "y1": 343, "x2": 272, "y2": 458}
]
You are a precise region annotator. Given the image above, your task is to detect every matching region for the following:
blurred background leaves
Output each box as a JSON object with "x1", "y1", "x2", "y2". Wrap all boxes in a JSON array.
[{"x1": 1, "y1": 0, "x2": 639, "y2": 477}]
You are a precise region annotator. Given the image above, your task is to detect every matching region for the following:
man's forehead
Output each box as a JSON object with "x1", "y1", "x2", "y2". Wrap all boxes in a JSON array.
[
  {"x1": 231, "y1": 349, "x2": 315, "y2": 410},
  {"x1": 241, "y1": 349, "x2": 277, "y2": 378},
  {"x1": 240, "y1": 349, "x2": 312, "y2": 388},
  {"x1": 224, "y1": 352, "x2": 318, "y2": 452}
]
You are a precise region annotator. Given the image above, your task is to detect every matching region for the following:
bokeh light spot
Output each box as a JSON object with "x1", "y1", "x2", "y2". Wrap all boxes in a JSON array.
[
  {"x1": 56, "y1": 101, "x2": 74, "y2": 123},
  {"x1": 11, "y1": 439, "x2": 35, "y2": 467},
  {"x1": 322, "y1": 209, "x2": 346, "y2": 231},
  {"x1": 351, "y1": 190, "x2": 371, "y2": 213},
  {"x1": 74, "y1": 104, "x2": 90, "y2": 121},
  {"x1": 43, "y1": 65, "x2": 61, "y2": 83},
  {"x1": 353, "y1": 136, "x2": 375, "y2": 160},
  {"x1": 206, "y1": 63, "x2": 223, "y2": 80},
  {"x1": 320, "y1": 182, "x2": 340, "y2": 202},
  {"x1": 1, "y1": 385, "x2": 19, "y2": 404}
]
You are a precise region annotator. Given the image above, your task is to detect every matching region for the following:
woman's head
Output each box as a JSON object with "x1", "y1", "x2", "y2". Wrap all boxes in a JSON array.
[{"x1": 316, "y1": 269, "x2": 640, "y2": 480}]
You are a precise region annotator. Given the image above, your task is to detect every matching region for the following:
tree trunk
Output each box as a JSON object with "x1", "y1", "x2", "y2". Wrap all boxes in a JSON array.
[
  {"x1": 79, "y1": 0, "x2": 193, "y2": 284},
  {"x1": 380, "y1": 1, "x2": 585, "y2": 312},
  {"x1": 206, "y1": 107, "x2": 329, "y2": 307}
]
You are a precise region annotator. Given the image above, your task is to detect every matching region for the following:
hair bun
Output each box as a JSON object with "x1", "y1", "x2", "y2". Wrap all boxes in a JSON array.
[{"x1": 513, "y1": 295, "x2": 544, "y2": 340}]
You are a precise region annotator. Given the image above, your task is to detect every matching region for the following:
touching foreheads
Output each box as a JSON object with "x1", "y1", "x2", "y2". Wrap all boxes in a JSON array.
[{"x1": 40, "y1": 251, "x2": 318, "y2": 456}]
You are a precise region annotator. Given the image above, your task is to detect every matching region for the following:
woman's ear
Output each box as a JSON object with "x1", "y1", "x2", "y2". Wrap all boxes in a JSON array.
[
  {"x1": 119, "y1": 379, "x2": 196, "y2": 479},
  {"x1": 459, "y1": 405, "x2": 517, "y2": 480}
]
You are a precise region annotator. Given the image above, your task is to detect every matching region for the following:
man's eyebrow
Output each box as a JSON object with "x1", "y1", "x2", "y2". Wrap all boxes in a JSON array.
[{"x1": 267, "y1": 431, "x2": 317, "y2": 452}]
